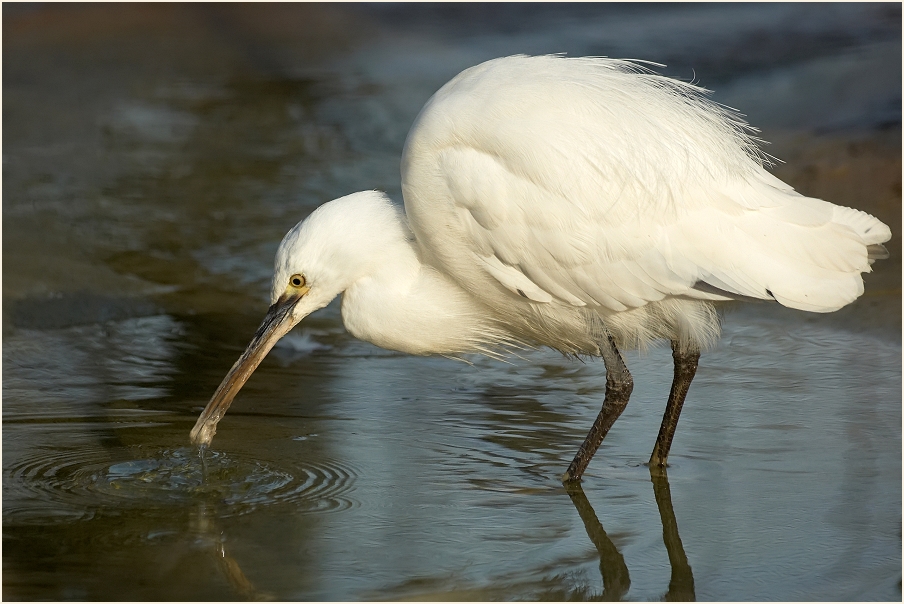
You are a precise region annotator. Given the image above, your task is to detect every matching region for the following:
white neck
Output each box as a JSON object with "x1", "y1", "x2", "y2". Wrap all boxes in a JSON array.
[
  {"x1": 340, "y1": 240, "x2": 508, "y2": 356},
  {"x1": 276, "y1": 191, "x2": 515, "y2": 357}
]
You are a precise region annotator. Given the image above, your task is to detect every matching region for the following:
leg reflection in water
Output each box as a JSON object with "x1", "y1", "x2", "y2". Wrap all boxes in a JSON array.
[
  {"x1": 565, "y1": 482, "x2": 631, "y2": 600},
  {"x1": 565, "y1": 468, "x2": 695, "y2": 601},
  {"x1": 650, "y1": 469, "x2": 695, "y2": 601}
]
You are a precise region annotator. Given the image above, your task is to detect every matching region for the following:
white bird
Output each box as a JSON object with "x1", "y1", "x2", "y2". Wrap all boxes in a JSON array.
[{"x1": 190, "y1": 55, "x2": 891, "y2": 482}]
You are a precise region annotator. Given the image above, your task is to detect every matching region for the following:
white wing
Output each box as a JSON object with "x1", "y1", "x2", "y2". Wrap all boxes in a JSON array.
[{"x1": 401, "y1": 56, "x2": 890, "y2": 318}]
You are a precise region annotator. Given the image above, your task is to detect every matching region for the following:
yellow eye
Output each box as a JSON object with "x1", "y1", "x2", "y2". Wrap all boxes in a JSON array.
[{"x1": 290, "y1": 274, "x2": 306, "y2": 288}]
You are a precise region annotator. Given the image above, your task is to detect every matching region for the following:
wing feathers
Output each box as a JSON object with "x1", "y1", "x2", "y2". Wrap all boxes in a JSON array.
[
  {"x1": 447, "y1": 139, "x2": 887, "y2": 313},
  {"x1": 476, "y1": 254, "x2": 552, "y2": 303},
  {"x1": 402, "y1": 56, "x2": 890, "y2": 319}
]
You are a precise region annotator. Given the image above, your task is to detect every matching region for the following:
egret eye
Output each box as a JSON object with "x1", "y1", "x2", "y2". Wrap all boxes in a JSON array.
[{"x1": 290, "y1": 274, "x2": 306, "y2": 288}]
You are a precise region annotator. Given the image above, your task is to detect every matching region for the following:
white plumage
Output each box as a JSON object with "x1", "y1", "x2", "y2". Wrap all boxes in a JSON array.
[
  {"x1": 400, "y1": 55, "x2": 888, "y2": 353},
  {"x1": 191, "y1": 55, "x2": 890, "y2": 481}
]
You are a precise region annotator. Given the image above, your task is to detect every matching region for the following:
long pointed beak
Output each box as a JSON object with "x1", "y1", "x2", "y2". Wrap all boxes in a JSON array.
[{"x1": 190, "y1": 292, "x2": 303, "y2": 446}]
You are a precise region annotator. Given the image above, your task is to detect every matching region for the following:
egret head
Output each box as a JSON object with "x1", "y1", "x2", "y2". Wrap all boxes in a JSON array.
[{"x1": 190, "y1": 191, "x2": 404, "y2": 446}]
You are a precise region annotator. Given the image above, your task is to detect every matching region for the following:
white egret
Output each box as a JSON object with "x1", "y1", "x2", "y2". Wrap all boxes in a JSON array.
[{"x1": 190, "y1": 55, "x2": 891, "y2": 482}]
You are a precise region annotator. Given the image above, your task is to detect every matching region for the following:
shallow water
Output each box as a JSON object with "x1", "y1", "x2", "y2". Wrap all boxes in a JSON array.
[{"x1": 3, "y1": 4, "x2": 901, "y2": 601}]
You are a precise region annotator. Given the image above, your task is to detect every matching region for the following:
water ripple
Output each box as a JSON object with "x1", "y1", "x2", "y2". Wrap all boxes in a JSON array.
[{"x1": 5, "y1": 446, "x2": 359, "y2": 523}]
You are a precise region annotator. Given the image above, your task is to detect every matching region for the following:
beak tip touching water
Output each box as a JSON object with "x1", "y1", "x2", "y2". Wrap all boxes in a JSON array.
[
  {"x1": 189, "y1": 293, "x2": 305, "y2": 447},
  {"x1": 190, "y1": 421, "x2": 216, "y2": 448}
]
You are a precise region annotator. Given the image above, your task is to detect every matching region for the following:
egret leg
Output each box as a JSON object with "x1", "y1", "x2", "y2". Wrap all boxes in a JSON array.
[
  {"x1": 562, "y1": 334, "x2": 633, "y2": 483},
  {"x1": 649, "y1": 341, "x2": 700, "y2": 468}
]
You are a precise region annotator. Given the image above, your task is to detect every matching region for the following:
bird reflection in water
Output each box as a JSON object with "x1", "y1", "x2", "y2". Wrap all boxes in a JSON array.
[
  {"x1": 566, "y1": 468, "x2": 695, "y2": 601},
  {"x1": 188, "y1": 469, "x2": 692, "y2": 600},
  {"x1": 190, "y1": 504, "x2": 274, "y2": 601}
]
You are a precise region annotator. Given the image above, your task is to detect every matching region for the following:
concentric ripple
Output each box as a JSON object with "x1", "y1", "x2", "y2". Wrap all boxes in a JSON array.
[{"x1": 5, "y1": 446, "x2": 359, "y2": 523}]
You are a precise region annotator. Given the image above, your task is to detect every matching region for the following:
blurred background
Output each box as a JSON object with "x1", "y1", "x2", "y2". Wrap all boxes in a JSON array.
[{"x1": 3, "y1": 3, "x2": 900, "y2": 600}]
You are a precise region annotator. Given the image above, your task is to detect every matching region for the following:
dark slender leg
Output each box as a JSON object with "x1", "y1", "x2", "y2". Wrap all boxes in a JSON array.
[
  {"x1": 650, "y1": 469, "x2": 696, "y2": 601},
  {"x1": 649, "y1": 341, "x2": 700, "y2": 468},
  {"x1": 562, "y1": 333, "x2": 633, "y2": 483},
  {"x1": 564, "y1": 482, "x2": 630, "y2": 599}
]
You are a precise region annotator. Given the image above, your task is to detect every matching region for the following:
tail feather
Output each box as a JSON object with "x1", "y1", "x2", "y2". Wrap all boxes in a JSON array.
[
  {"x1": 832, "y1": 204, "x2": 892, "y2": 245},
  {"x1": 677, "y1": 182, "x2": 891, "y2": 313}
]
